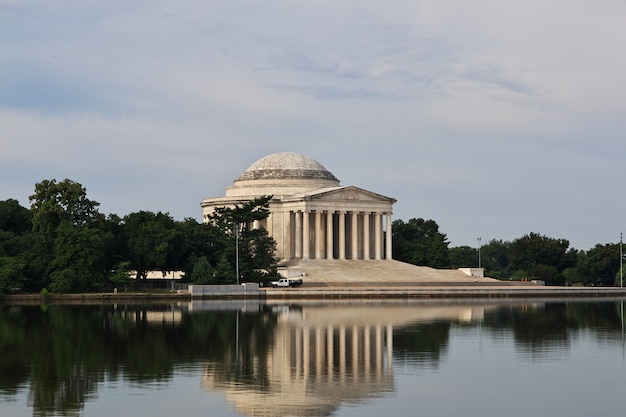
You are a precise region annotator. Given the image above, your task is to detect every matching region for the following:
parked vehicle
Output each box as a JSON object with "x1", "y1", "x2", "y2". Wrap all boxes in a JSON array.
[{"x1": 270, "y1": 278, "x2": 303, "y2": 288}]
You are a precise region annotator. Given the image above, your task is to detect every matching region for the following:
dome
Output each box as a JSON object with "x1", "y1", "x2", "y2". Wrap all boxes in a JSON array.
[{"x1": 236, "y1": 152, "x2": 339, "y2": 182}]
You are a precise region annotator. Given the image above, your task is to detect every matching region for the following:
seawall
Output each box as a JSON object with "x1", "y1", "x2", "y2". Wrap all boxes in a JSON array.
[{"x1": 3, "y1": 284, "x2": 626, "y2": 305}]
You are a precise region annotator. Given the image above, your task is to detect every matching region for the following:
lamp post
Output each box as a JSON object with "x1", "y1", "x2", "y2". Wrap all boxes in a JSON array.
[
  {"x1": 477, "y1": 237, "x2": 482, "y2": 268},
  {"x1": 235, "y1": 223, "x2": 243, "y2": 285}
]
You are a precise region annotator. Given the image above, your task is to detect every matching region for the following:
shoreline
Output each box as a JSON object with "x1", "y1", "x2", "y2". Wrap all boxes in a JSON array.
[{"x1": 3, "y1": 284, "x2": 626, "y2": 304}]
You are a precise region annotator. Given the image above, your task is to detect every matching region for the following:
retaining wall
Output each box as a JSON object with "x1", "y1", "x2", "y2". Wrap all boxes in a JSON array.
[{"x1": 189, "y1": 283, "x2": 262, "y2": 298}]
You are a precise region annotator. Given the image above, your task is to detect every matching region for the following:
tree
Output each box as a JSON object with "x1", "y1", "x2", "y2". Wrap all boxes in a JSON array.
[
  {"x1": 574, "y1": 243, "x2": 620, "y2": 286},
  {"x1": 178, "y1": 218, "x2": 228, "y2": 280},
  {"x1": 0, "y1": 199, "x2": 33, "y2": 259},
  {"x1": 208, "y1": 196, "x2": 278, "y2": 283},
  {"x1": 481, "y1": 239, "x2": 511, "y2": 279},
  {"x1": 214, "y1": 255, "x2": 234, "y2": 283},
  {"x1": 122, "y1": 211, "x2": 185, "y2": 282},
  {"x1": 29, "y1": 179, "x2": 103, "y2": 239},
  {"x1": 191, "y1": 256, "x2": 216, "y2": 284},
  {"x1": 0, "y1": 256, "x2": 26, "y2": 294},
  {"x1": 392, "y1": 218, "x2": 449, "y2": 268},
  {"x1": 0, "y1": 199, "x2": 34, "y2": 292},
  {"x1": 509, "y1": 232, "x2": 577, "y2": 285},
  {"x1": 448, "y1": 246, "x2": 477, "y2": 268},
  {"x1": 26, "y1": 179, "x2": 106, "y2": 292},
  {"x1": 48, "y1": 221, "x2": 106, "y2": 293},
  {"x1": 0, "y1": 199, "x2": 32, "y2": 235},
  {"x1": 109, "y1": 260, "x2": 133, "y2": 291}
]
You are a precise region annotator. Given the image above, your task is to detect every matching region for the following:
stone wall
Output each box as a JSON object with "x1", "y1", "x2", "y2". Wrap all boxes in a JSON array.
[{"x1": 189, "y1": 283, "x2": 262, "y2": 298}]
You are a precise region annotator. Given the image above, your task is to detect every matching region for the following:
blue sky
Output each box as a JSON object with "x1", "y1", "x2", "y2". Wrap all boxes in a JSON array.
[{"x1": 2, "y1": 0, "x2": 626, "y2": 251}]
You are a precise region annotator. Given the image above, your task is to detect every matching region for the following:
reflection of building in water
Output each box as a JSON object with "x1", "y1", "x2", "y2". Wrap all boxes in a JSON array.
[{"x1": 202, "y1": 303, "x2": 487, "y2": 417}]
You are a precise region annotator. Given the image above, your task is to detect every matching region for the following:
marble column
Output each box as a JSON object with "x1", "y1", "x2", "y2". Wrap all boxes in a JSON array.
[
  {"x1": 326, "y1": 211, "x2": 334, "y2": 259},
  {"x1": 385, "y1": 213, "x2": 393, "y2": 260},
  {"x1": 315, "y1": 211, "x2": 323, "y2": 259},
  {"x1": 338, "y1": 211, "x2": 346, "y2": 260},
  {"x1": 294, "y1": 210, "x2": 302, "y2": 259},
  {"x1": 374, "y1": 212, "x2": 382, "y2": 260},
  {"x1": 302, "y1": 211, "x2": 310, "y2": 260},
  {"x1": 351, "y1": 212, "x2": 358, "y2": 259},
  {"x1": 363, "y1": 212, "x2": 370, "y2": 260}
]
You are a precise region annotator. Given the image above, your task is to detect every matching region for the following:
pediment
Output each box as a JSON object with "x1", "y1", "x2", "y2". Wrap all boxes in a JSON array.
[{"x1": 302, "y1": 186, "x2": 396, "y2": 203}]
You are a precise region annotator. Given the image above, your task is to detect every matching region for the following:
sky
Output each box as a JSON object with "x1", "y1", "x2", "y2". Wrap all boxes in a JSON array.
[{"x1": 2, "y1": 0, "x2": 626, "y2": 251}]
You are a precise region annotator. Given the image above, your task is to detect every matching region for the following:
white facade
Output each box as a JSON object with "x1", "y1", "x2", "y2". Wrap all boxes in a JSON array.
[{"x1": 201, "y1": 152, "x2": 396, "y2": 262}]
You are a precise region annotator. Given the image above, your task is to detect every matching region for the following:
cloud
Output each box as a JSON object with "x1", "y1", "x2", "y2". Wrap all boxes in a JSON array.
[{"x1": 1, "y1": 0, "x2": 626, "y2": 250}]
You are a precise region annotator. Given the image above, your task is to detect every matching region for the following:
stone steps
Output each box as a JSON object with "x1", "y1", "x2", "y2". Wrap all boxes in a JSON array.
[{"x1": 277, "y1": 259, "x2": 498, "y2": 284}]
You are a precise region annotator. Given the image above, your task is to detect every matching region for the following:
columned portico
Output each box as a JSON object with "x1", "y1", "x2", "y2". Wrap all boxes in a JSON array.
[{"x1": 287, "y1": 208, "x2": 393, "y2": 261}]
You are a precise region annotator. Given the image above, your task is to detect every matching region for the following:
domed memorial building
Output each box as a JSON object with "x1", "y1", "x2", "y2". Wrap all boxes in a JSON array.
[{"x1": 201, "y1": 152, "x2": 396, "y2": 263}]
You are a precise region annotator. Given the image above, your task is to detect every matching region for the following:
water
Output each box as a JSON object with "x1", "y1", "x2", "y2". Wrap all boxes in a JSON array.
[{"x1": 1, "y1": 299, "x2": 626, "y2": 417}]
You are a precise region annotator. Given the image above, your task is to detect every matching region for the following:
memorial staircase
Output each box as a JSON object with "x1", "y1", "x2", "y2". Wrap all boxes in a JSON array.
[{"x1": 277, "y1": 259, "x2": 500, "y2": 286}]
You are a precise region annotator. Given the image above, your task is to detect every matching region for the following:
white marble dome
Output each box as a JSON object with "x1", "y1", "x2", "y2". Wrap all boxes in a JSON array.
[{"x1": 236, "y1": 152, "x2": 338, "y2": 182}]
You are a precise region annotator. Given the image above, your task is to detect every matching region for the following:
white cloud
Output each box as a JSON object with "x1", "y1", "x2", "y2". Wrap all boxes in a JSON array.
[{"x1": 2, "y1": 0, "x2": 626, "y2": 250}]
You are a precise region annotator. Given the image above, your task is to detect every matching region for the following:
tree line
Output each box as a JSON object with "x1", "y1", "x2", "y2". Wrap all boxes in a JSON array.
[
  {"x1": 393, "y1": 218, "x2": 623, "y2": 286},
  {"x1": 1, "y1": 178, "x2": 622, "y2": 293},
  {"x1": 0, "y1": 179, "x2": 278, "y2": 294}
]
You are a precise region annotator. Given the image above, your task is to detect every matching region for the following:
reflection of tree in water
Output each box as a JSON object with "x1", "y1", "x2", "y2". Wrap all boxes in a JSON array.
[
  {"x1": 393, "y1": 322, "x2": 451, "y2": 368},
  {"x1": 200, "y1": 310, "x2": 276, "y2": 390},
  {"x1": 483, "y1": 302, "x2": 625, "y2": 359},
  {"x1": 0, "y1": 304, "x2": 277, "y2": 416}
]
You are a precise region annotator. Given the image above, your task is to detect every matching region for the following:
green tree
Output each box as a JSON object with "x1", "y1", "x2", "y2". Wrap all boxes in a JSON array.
[
  {"x1": 509, "y1": 232, "x2": 577, "y2": 285},
  {"x1": 481, "y1": 239, "x2": 511, "y2": 279},
  {"x1": 191, "y1": 256, "x2": 216, "y2": 284},
  {"x1": 0, "y1": 199, "x2": 34, "y2": 292},
  {"x1": 0, "y1": 257, "x2": 26, "y2": 294},
  {"x1": 574, "y1": 243, "x2": 620, "y2": 286},
  {"x1": 122, "y1": 211, "x2": 185, "y2": 282},
  {"x1": 49, "y1": 221, "x2": 107, "y2": 293},
  {"x1": 208, "y1": 196, "x2": 278, "y2": 283},
  {"x1": 392, "y1": 218, "x2": 449, "y2": 268},
  {"x1": 449, "y1": 245, "x2": 477, "y2": 268},
  {"x1": 109, "y1": 260, "x2": 133, "y2": 291},
  {"x1": 27, "y1": 179, "x2": 106, "y2": 292},
  {"x1": 178, "y1": 218, "x2": 228, "y2": 280},
  {"x1": 29, "y1": 179, "x2": 103, "y2": 239},
  {"x1": 214, "y1": 255, "x2": 234, "y2": 283},
  {"x1": 0, "y1": 199, "x2": 32, "y2": 235}
]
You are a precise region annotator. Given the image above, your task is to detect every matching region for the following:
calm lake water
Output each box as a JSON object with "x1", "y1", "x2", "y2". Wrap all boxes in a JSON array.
[{"x1": 2, "y1": 298, "x2": 626, "y2": 417}]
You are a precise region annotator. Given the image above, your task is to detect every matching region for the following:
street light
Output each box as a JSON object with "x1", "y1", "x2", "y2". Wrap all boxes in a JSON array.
[
  {"x1": 235, "y1": 223, "x2": 244, "y2": 285},
  {"x1": 477, "y1": 237, "x2": 482, "y2": 268}
]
